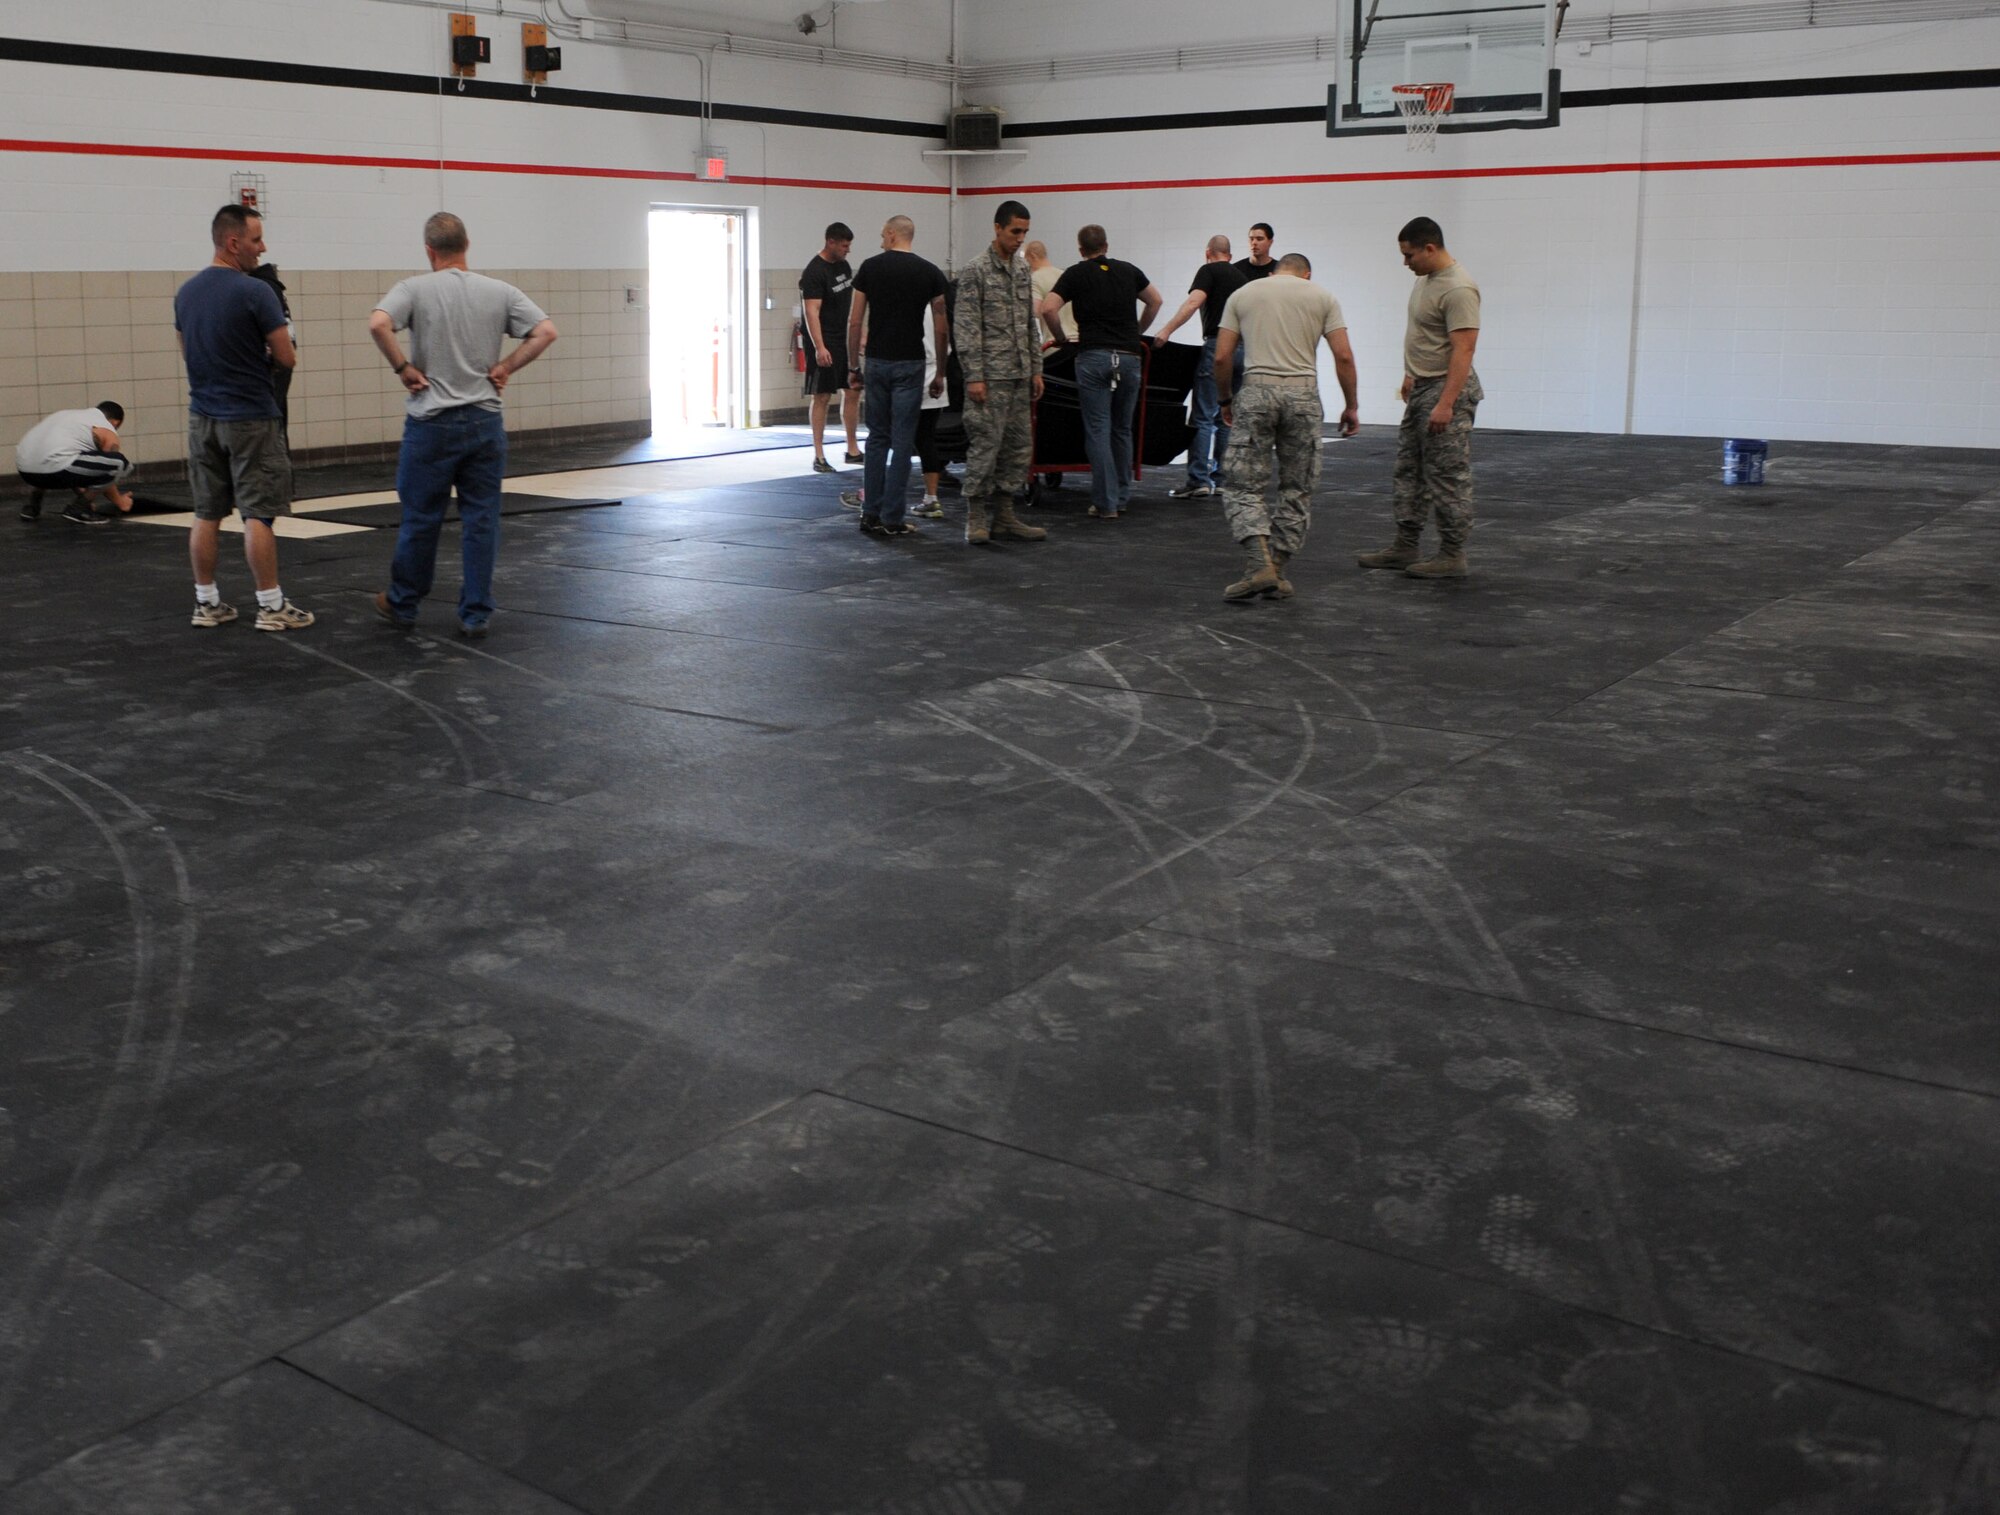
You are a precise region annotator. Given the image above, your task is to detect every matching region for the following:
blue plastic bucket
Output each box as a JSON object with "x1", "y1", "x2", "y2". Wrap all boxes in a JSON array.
[{"x1": 1722, "y1": 438, "x2": 1767, "y2": 486}]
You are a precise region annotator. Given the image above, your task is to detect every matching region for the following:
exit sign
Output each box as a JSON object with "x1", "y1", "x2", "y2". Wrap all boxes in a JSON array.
[{"x1": 696, "y1": 148, "x2": 728, "y2": 182}]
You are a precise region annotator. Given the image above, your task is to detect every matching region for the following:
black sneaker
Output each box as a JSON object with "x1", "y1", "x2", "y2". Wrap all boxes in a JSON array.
[
  {"x1": 19, "y1": 491, "x2": 44, "y2": 521},
  {"x1": 812, "y1": 457, "x2": 834, "y2": 474},
  {"x1": 62, "y1": 500, "x2": 108, "y2": 527},
  {"x1": 878, "y1": 521, "x2": 919, "y2": 538},
  {"x1": 843, "y1": 451, "x2": 865, "y2": 465},
  {"x1": 858, "y1": 517, "x2": 886, "y2": 536}
]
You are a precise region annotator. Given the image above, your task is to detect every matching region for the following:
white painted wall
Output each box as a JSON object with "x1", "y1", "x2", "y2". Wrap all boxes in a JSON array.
[
  {"x1": 0, "y1": 0, "x2": 955, "y2": 273},
  {"x1": 953, "y1": 7, "x2": 2000, "y2": 448}
]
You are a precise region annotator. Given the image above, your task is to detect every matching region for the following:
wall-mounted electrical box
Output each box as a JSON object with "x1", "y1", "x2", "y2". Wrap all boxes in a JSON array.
[
  {"x1": 523, "y1": 23, "x2": 561, "y2": 83},
  {"x1": 450, "y1": 14, "x2": 489, "y2": 77}
]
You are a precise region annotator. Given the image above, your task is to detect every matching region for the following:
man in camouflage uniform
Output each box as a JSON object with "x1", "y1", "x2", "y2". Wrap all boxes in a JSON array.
[
  {"x1": 1359, "y1": 215, "x2": 1483, "y2": 579},
  {"x1": 953, "y1": 199, "x2": 1046, "y2": 546},
  {"x1": 1213, "y1": 253, "x2": 1359, "y2": 601}
]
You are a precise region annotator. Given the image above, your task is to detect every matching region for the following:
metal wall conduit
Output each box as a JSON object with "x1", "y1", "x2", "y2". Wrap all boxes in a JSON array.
[
  {"x1": 955, "y1": 0, "x2": 2000, "y2": 88},
  {"x1": 366, "y1": 0, "x2": 954, "y2": 85}
]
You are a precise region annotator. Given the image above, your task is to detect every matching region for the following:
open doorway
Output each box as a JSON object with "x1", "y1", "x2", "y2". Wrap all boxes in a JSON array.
[{"x1": 648, "y1": 205, "x2": 757, "y2": 435}]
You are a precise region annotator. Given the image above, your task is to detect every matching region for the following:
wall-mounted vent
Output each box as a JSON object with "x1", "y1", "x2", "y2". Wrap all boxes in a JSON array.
[{"x1": 947, "y1": 108, "x2": 1003, "y2": 151}]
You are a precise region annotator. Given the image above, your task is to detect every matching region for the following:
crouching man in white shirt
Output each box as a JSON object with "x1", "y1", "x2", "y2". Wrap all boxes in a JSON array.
[{"x1": 17, "y1": 401, "x2": 136, "y2": 525}]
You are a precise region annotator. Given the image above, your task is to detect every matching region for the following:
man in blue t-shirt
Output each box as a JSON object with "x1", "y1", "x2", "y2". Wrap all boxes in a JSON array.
[{"x1": 172, "y1": 204, "x2": 312, "y2": 631}]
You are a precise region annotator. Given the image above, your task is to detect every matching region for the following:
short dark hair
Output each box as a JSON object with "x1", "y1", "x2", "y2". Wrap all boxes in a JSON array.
[
  {"x1": 424, "y1": 212, "x2": 469, "y2": 254},
  {"x1": 1398, "y1": 216, "x2": 1445, "y2": 248},
  {"x1": 1277, "y1": 252, "x2": 1311, "y2": 274},
  {"x1": 1078, "y1": 223, "x2": 1108, "y2": 256},
  {"x1": 1250, "y1": 222, "x2": 1275, "y2": 239},
  {"x1": 825, "y1": 222, "x2": 853, "y2": 241},
  {"x1": 994, "y1": 199, "x2": 1030, "y2": 227},
  {"x1": 210, "y1": 203, "x2": 257, "y2": 247},
  {"x1": 95, "y1": 400, "x2": 124, "y2": 425}
]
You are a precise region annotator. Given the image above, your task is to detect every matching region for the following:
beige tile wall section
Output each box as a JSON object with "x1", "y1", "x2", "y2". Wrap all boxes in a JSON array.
[
  {"x1": 0, "y1": 268, "x2": 649, "y2": 478},
  {"x1": 759, "y1": 266, "x2": 810, "y2": 423}
]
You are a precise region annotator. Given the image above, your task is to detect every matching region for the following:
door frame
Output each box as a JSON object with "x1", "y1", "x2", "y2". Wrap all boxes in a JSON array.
[{"x1": 647, "y1": 201, "x2": 761, "y2": 430}]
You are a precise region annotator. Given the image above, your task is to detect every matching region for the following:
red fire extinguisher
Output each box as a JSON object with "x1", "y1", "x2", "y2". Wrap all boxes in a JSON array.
[{"x1": 790, "y1": 314, "x2": 807, "y2": 373}]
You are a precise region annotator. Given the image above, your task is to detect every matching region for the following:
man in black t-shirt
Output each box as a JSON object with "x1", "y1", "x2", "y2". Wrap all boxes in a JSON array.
[
  {"x1": 1152, "y1": 233, "x2": 1248, "y2": 497},
  {"x1": 1234, "y1": 222, "x2": 1278, "y2": 282},
  {"x1": 800, "y1": 221, "x2": 858, "y2": 472},
  {"x1": 843, "y1": 215, "x2": 949, "y2": 535},
  {"x1": 1040, "y1": 225, "x2": 1163, "y2": 520}
]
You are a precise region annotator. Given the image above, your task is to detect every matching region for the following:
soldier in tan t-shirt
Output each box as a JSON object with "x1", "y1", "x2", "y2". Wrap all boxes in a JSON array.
[
  {"x1": 1211, "y1": 252, "x2": 1359, "y2": 601},
  {"x1": 1358, "y1": 215, "x2": 1484, "y2": 579}
]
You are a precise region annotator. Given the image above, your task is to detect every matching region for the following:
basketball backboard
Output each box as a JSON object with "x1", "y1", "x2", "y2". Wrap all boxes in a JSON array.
[{"x1": 1327, "y1": 0, "x2": 1561, "y2": 137}]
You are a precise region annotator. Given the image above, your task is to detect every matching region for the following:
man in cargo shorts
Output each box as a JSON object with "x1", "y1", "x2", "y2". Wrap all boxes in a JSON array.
[{"x1": 174, "y1": 203, "x2": 312, "y2": 630}]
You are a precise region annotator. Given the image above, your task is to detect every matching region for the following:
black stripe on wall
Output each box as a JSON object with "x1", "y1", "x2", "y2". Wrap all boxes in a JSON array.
[
  {"x1": 0, "y1": 37, "x2": 946, "y2": 140},
  {"x1": 6, "y1": 39, "x2": 1991, "y2": 145},
  {"x1": 1004, "y1": 65, "x2": 2000, "y2": 138}
]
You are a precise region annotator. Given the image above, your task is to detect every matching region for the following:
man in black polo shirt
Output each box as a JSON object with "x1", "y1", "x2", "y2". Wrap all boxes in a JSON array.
[
  {"x1": 800, "y1": 221, "x2": 859, "y2": 473},
  {"x1": 1235, "y1": 222, "x2": 1278, "y2": 282},
  {"x1": 1040, "y1": 225, "x2": 1162, "y2": 520},
  {"x1": 1152, "y1": 233, "x2": 1248, "y2": 498}
]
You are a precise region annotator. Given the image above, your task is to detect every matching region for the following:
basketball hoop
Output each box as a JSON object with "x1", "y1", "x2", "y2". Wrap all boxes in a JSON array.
[{"x1": 1392, "y1": 82, "x2": 1455, "y2": 152}]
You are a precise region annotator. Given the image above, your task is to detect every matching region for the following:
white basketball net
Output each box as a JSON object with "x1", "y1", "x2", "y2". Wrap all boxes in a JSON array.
[{"x1": 1393, "y1": 83, "x2": 1455, "y2": 152}]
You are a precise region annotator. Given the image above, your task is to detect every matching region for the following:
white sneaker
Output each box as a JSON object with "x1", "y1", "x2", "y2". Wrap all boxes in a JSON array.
[
  {"x1": 190, "y1": 600, "x2": 238, "y2": 629},
  {"x1": 253, "y1": 600, "x2": 315, "y2": 632}
]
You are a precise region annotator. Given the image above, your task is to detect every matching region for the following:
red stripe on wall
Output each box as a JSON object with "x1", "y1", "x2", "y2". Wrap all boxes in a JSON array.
[
  {"x1": 3, "y1": 137, "x2": 1994, "y2": 196},
  {"x1": 0, "y1": 137, "x2": 951, "y2": 195}
]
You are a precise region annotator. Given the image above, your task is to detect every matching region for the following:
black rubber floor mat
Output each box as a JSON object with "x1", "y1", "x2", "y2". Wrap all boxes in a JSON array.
[{"x1": 303, "y1": 493, "x2": 622, "y2": 528}]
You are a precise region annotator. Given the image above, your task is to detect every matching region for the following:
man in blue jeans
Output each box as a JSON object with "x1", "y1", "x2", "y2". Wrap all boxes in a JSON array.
[
  {"x1": 843, "y1": 215, "x2": 948, "y2": 537},
  {"x1": 368, "y1": 212, "x2": 558, "y2": 637},
  {"x1": 1151, "y1": 234, "x2": 1247, "y2": 499},
  {"x1": 1041, "y1": 226, "x2": 1162, "y2": 519}
]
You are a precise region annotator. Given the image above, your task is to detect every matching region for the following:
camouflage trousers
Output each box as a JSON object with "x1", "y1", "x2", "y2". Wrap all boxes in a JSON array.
[
  {"x1": 1221, "y1": 380, "x2": 1324, "y2": 555},
  {"x1": 962, "y1": 377, "x2": 1034, "y2": 502},
  {"x1": 1392, "y1": 371, "x2": 1482, "y2": 545}
]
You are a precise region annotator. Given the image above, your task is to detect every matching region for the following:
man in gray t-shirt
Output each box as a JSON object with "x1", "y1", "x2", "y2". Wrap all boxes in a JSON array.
[{"x1": 367, "y1": 212, "x2": 558, "y2": 636}]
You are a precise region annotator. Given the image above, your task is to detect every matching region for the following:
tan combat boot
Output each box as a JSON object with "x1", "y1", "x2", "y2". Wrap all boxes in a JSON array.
[
  {"x1": 1356, "y1": 530, "x2": 1422, "y2": 570},
  {"x1": 1223, "y1": 536, "x2": 1280, "y2": 601},
  {"x1": 989, "y1": 498, "x2": 1046, "y2": 541},
  {"x1": 1265, "y1": 547, "x2": 1295, "y2": 600},
  {"x1": 964, "y1": 497, "x2": 993, "y2": 546},
  {"x1": 1404, "y1": 537, "x2": 1468, "y2": 578}
]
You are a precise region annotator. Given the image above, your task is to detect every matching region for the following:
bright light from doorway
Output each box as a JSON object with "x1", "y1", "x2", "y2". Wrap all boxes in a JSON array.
[{"x1": 648, "y1": 207, "x2": 747, "y2": 435}]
